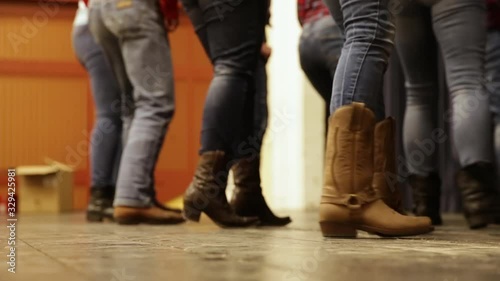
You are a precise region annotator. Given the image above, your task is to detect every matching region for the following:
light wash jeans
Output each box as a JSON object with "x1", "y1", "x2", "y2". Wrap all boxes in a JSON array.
[
  {"x1": 89, "y1": 0, "x2": 175, "y2": 207},
  {"x1": 396, "y1": 0, "x2": 491, "y2": 175}
]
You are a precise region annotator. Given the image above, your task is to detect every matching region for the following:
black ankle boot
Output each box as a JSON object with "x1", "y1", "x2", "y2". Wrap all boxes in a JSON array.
[
  {"x1": 230, "y1": 156, "x2": 291, "y2": 226},
  {"x1": 183, "y1": 151, "x2": 260, "y2": 227},
  {"x1": 409, "y1": 173, "x2": 442, "y2": 225},
  {"x1": 457, "y1": 162, "x2": 500, "y2": 229},
  {"x1": 86, "y1": 186, "x2": 114, "y2": 222}
]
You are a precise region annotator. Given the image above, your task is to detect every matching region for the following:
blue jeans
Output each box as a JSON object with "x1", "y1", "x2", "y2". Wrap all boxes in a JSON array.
[
  {"x1": 323, "y1": 0, "x2": 394, "y2": 121},
  {"x1": 299, "y1": 15, "x2": 343, "y2": 127},
  {"x1": 181, "y1": 0, "x2": 268, "y2": 151},
  {"x1": 182, "y1": 0, "x2": 268, "y2": 158},
  {"x1": 72, "y1": 23, "x2": 122, "y2": 189},
  {"x1": 89, "y1": 0, "x2": 175, "y2": 207},
  {"x1": 486, "y1": 30, "x2": 500, "y2": 176},
  {"x1": 396, "y1": 0, "x2": 491, "y2": 175}
]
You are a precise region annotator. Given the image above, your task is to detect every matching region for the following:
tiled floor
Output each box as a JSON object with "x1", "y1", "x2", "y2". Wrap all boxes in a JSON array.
[{"x1": 1, "y1": 212, "x2": 500, "y2": 281}]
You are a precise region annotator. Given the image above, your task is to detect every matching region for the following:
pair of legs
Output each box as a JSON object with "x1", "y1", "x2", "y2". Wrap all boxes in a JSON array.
[
  {"x1": 299, "y1": 15, "x2": 343, "y2": 130},
  {"x1": 397, "y1": 0, "x2": 491, "y2": 176},
  {"x1": 89, "y1": 0, "x2": 183, "y2": 224},
  {"x1": 181, "y1": 0, "x2": 289, "y2": 227},
  {"x1": 72, "y1": 21, "x2": 122, "y2": 221},
  {"x1": 396, "y1": 0, "x2": 500, "y2": 228},
  {"x1": 181, "y1": 0, "x2": 269, "y2": 152},
  {"x1": 318, "y1": 0, "x2": 433, "y2": 238}
]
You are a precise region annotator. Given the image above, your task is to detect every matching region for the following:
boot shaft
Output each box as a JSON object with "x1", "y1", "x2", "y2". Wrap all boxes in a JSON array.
[
  {"x1": 232, "y1": 156, "x2": 261, "y2": 189},
  {"x1": 372, "y1": 118, "x2": 403, "y2": 212},
  {"x1": 193, "y1": 151, "x2": 231, "y2": 190},
  {"x1": 322, "y1": 103, "x2": 378, "y2": 207}
]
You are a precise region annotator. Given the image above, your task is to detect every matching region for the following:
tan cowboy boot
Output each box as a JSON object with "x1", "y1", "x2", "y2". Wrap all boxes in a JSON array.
[
  {"x1": 319, "y1": 103, "x2": 433, "y2": 238},
  {"x1": 372, "y1": 117, "x2": 405, "y2": 214}
]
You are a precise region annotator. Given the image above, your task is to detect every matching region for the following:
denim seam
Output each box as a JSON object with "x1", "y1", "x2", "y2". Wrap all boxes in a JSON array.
[{"x1": 348, "y1": 0, "x2": 382, "y2": 103}]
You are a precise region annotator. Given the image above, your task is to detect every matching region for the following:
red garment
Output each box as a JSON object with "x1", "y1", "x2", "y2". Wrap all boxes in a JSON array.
[
  {"x1": 487, "y1": 0, "x2": 500, "y2": 30},
  {"x1": 297, "y1": 0, "x2": 330, "y2": 26},
  {"x1": 160, "y1": 0, "x2": 179, "y2": 22},
  {"x1": 82, "y1": 0, "x2": 178, "y2": 21}
]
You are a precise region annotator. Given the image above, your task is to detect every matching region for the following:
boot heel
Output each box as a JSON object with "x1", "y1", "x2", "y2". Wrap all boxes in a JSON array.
[
  {"x1": 320, "y1": 222, "x2": 357, "y2": 238},
  {"x1": 114, "y1": 216, "x2": 141, "y2": 225},
  {"x1": 466, "y1": 214, "x2": 492, "y2": 229},
  {"x1": 86, "y1": 211, "x2": 104, "y2": 222},
  {"x1": 183, "y1": 205, "x2": 202, "y2": 222}
]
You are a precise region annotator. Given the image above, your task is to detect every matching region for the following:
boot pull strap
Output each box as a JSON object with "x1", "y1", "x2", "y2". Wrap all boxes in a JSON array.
[
  {"x1": 321, "y1": 192, "x2": 377, "y2": 209},
  {"x1": 350, "y1": 102, "x2": 366, "y2": 131}
]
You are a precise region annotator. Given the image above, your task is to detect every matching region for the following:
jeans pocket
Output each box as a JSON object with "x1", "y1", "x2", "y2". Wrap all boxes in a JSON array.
[{"x1": 102, "y1": 0, "x2": 152, "y2": 35}]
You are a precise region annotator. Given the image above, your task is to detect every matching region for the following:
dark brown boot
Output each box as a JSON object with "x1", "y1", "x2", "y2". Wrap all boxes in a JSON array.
[
  {"x1": 230, "y1": 156, "x2": 291, "y2": 226},
  {"x1": 409, "y1": 173, "x2": 442, "y2": 225},
  {"x1": 86, "y1": 186, "x2": 115, "y2": 222},
  {"x1": 372, "y1": 117, "x2": 405, "y2": 214},
  {"x1": 183, "y1": 151, "x2": 260, "y2": 227},
  {"x1": 457, "y1": 162, "x2": 500, "y2": 229},
  {"x1": 114, "y1": 205, "x2": 185, "y2": 225},
  {"x1": 319, "y1": 103, "x2": 433, "y2": 238}
]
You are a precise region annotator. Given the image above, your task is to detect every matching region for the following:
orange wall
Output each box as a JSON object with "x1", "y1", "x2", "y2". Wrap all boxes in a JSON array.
[{"x1": 0, "y1": 0, "x2": 212, "y2": 210}]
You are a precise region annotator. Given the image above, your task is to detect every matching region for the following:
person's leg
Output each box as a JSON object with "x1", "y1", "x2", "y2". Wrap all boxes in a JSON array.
[
  {"x1": 90, "y1": 0, "x2": 183, "y2": 224},
  {"x1": 432, "y1": 0, "x2": 500, "y2": 228},
  {"x1": 299, "y1": 16, "x2": 343, "y2": 128},
  {"x1": 432, "y1": 0, "x2": 492, "y2": 168},
  {"x1": 252, "y1": 56, "x2": 268, "y2": 143},
  {"x1": 72, "y1": 23, "x2": 122, "y2": 221},
  {"x1": 396, "y1": 5, "x2": 439, "y2": 177},
  {"x1": 183, "y1": 0, "x2": 267, "y2": 227},
  {"x1": 323, "y1": 0, "x2": 392, "y2": 120},
  {"x1": 181, "y1": 0, "x2": 283, "y2": 225},
  {"x1": 319, "y1": 0, "x2": 432, "y2": 238},
  {"x1": 395, "y1": 3, "x2": 442, "y2": 224},
  {"x1": 180, "y1": 0, "x2": 211, "y2": 57},
  {"x1": 485, "y1": 30, "x2": 500, "y2": 181},
  {"x1": 197, "y1": 0, "x2": 266, "y2": 156},
  {"x1": 229, "y1": 51, "x2": 291, "y2": 226}
]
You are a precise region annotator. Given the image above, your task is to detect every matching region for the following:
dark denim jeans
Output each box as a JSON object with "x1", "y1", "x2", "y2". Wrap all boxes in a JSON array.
[
  {"x1": 323, "y1": 0, "x2": 395, "y2": 121},
  {"x1": 299, "y1": 15, "x2": 343, "y2": 127},
  {"x1": 72, "y1": 23, "x2": 122, "y2": 189},
  {"x1": 182, "y1": 0, "x2": 268, "y2": 158},
  {"x1": 396, "y1": 0, "x2": 492, "y2": 175},
  {"x1": 89, "y1": 0, "x2": 175, "y2": 207},
  {"x1": 486, "y1": 30, "x2": 500, "y2": 176}
]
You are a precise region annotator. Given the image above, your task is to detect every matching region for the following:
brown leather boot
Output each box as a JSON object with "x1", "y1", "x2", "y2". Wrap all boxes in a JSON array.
[
  {"x1": 319, "y1": 103, "x2": 433, "y2": 238},
  {"x1": 230, "y1": 156, "x2": 291, "y2": 226},
  {"x1": 183, "y1": 151, "x2": 260, "y2": 227},
  {"x1": 372, "y1": 117, "x2": 405, "y2": 214},
  {"x1": 114, "y1": 205, "x2": 185, "y2": 225}
]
